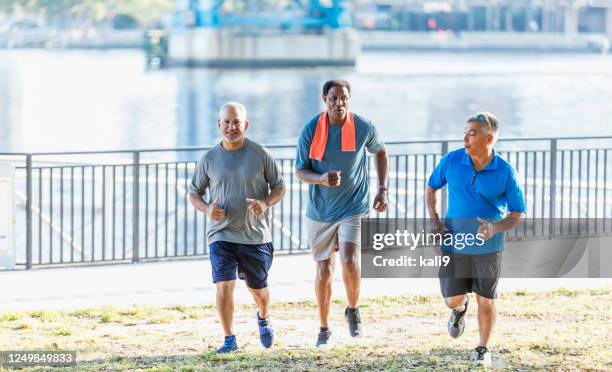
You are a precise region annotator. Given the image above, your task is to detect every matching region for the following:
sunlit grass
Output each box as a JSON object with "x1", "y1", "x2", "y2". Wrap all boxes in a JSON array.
[{"x1": 1, "y1": 288, "x2": 610, "y2": 371}]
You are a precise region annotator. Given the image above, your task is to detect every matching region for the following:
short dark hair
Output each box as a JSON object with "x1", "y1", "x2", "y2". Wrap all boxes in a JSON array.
[
  {"x1": 322, "y1": 79, "x2": 351, "y2": 96},
  {"x1": 467, "y1": 112, "x2": 498, "y2": 134}
]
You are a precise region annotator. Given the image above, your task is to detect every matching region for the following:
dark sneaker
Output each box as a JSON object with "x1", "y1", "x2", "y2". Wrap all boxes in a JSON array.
[
  {"x1": 344, "y1": 307, "x2": 362, "y2": 337},
  {"x1": 473, "y1": 346, "x2": 492, "y2": 366},
  {"x1": 217, "y1": 335, "x2": 238, "y2": 353},
  {"x1": 316, "y1": 328, "x2": 332, "y2": 348},
  {"x1": 257, "y1": 311, "x2": 274, "y2": 348},
  {"x1": 448, "y1": 296, "x2": 469, "y2": 339}
]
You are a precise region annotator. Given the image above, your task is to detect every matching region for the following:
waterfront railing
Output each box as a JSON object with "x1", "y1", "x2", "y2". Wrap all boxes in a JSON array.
[{"x1": 1, "y1": 136, "x2": 611, "y2": 269}]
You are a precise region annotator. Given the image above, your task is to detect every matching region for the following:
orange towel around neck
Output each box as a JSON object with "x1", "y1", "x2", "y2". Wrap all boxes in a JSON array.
[{"x1": 309, "y1": 112, "x2": 356, "y2": 161}]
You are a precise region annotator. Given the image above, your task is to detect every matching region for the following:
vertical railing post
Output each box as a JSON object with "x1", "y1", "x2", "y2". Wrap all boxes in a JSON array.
[
  {"x1": 549, "y1": 139, "x2": 558, "y2": 238},
  {"x1": 441, "y1": 141, "x2": 449, "y2": 216},
  {"x1": 25, "y1": 155, "x2": 33, "y2": 270},
  {"x1": 132, "y1": 151, "x2": 140, "y2": 262}
]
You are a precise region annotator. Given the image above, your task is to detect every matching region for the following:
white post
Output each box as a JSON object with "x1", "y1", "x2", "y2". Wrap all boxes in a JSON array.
[
  {"x1": 542, "y1": 6, "x2": 550, "y2": 32},
  {"x1": 564, "y1": 6, "x2": 578, "y2": 36},
  {"x1": 505, "y1": 6, "x2": 513, "y2": 32},
  {"x1": 607, "y1": 7, "x2": 612, "y2": 39},
  {"x1": 0, "y1": 163, "x2": 16, "y2": 270}
]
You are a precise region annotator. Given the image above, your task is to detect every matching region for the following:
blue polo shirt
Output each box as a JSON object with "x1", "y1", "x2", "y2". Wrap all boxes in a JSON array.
[
  {"x1": 295, "y1": 113, "x2": 385, "y2": 222},
  {"x1": 428, "y1": 148, "x2": 526, "y2": 254}
]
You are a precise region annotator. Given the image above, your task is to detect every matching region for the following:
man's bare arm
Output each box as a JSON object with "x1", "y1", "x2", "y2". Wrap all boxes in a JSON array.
[
  {"x1": 295, "y1": 168, "x2": 323, "y2": 185},
  {"x1": 189, "y1": 192, "x2": 225, "y2": 221},
  {"x1": 264, "y1": 186, "x2": 286, "y2": 208},
  {"x1": 427, "y1": 185, "x2": 448, "y2": 234},
  {"x1": 426, "y1": 186, "x2": 441, "y2": 222},
  {"x1": 477, "y1": 212, "x2": 525, "y2": 240},
  {"x1": 189, "y1": 192, "x2": 209, "y2": 214},
  {"x1": 295, "y1": 168, "x2": 341, "y2": 187},
  {"x1": 375, "y1": 148, "x2": 388, "y2": 188},
  {"x1": 246, "y1": 185, "x2": 286, "y2": 216},
  {"x1": 372, "y1": 148, "x2": 389, "y2": 212},
  {"x1": 493, "y1": 212, "x2": 524, "y2": 232}
]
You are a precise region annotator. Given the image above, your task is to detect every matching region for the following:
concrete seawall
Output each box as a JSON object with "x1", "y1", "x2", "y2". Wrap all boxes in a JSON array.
[
  {"x1": 2, "y1": 29, "x2": 609, "y2": 55},
  {"x1": 167, "y1": 28, "x2": 360, "y2": 67},
  {"x1": 360, "y1": 31, "x2": 610, "y2": 53}
]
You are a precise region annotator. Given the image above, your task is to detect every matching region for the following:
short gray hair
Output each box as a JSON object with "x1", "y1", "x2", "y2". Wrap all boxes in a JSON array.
[
  {"x1": 218, "y1": 102, "x2": 247, "y2": 119},
  {"x1": 467, "y1": 112, "x2": 499, "y2": 135}
]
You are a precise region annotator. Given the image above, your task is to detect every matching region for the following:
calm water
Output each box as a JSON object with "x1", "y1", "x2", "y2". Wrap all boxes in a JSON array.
[{"x1": 1, "y1": 49, "x2": 612, "y2": 153}]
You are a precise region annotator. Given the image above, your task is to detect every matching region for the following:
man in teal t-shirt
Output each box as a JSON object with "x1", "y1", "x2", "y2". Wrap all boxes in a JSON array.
[{"x1": 295, "y1": 79, "x2": 388, "y2": 347}]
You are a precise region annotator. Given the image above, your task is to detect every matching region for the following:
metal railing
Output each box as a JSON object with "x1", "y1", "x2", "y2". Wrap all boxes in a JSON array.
[{"x1": 2, "y1": 136, "x2": 611, "y2": 269}]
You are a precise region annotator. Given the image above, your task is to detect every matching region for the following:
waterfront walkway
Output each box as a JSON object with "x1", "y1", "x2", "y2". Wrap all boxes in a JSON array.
[{"x1": 1, "y1": 253, "x2": 610, "y2": 312}]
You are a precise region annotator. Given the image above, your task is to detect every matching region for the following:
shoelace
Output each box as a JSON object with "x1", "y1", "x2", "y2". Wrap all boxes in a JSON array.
[
  {"x1": 452, "y1": 310, "x2": 462, "y2": 327},
  {"x1": 260, "y1": 326, "x2": 273, "y2": 335},
  {"x1": 475, "y1": 347, "x2": 488, "y2": 358},
  {"x1": 452, "y1": 304, "x2": 467, "y2": 327},
  {"x1": 318, "y1": 331, "x2": 331, "y2": 342},
  {"x1": 348, "y1": 311, "x2": 361, "y2": 324}
]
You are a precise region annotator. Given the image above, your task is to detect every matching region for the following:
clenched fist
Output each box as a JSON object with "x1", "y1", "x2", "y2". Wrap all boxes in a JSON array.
[
  {"x1": 319, "y1": 170, "x2": 341, "y2": 187},
  {"x1": 206, "y1": 197, "x2": 225, "y2": 221},
  {"x1": 246, "y1": 198, "x2": 268, "y2": 216},
  {"x1": 372, "y1": 190, "x2": 388, "y2": 212}
]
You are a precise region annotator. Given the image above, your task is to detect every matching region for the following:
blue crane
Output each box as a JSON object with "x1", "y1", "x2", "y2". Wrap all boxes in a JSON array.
[{"x1": 175, "y1": 0, "x2": 351, "y2": 30}]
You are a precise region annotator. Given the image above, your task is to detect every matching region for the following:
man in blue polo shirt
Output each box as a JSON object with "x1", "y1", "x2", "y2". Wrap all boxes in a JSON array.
[{"x1": 426, "y1": 112, "x2": 525, "y2": 366}]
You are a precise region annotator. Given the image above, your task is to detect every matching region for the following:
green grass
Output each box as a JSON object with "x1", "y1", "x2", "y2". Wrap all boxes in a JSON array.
[{"x1": 1, "y1": 288, "x2": 611, "y2": 371}]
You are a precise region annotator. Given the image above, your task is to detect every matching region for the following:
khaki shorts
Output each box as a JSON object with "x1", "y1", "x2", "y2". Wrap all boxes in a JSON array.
[{"x1": 306, "y1": 214, "x2": 364, "y2": 262}]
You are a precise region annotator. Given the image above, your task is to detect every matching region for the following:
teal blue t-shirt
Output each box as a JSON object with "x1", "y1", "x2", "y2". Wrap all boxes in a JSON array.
[{"x1": 295, "y1": 113, "x2": 385, "y2": 222}]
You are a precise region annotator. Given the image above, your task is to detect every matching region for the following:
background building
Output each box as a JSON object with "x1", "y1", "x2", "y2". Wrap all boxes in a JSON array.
[{"x1": 353, "y1": 0, "x2": 612, "y2": 37}]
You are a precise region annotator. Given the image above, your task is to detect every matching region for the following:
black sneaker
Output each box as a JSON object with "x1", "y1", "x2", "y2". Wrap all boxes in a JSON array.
[
  {"x1": 473, "y1": 346, "x2": 492, "y2": 366},
  {"x1": 344, "y1": 307, "x2": 362, "y2": 337},
  {"x1": 447, "y1": 296, "x2": 469, "y2": 339},
  {"x1": 316, "y1": 328, "x2": 332, "y2": 348}
]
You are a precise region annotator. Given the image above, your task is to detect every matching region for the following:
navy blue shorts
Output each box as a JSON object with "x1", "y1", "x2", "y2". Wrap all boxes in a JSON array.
[{"x1": 209, "y1": 241, "x2": 274, "y2": 289}]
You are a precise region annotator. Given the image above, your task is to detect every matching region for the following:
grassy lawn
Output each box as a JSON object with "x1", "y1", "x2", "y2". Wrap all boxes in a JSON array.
[{"x1": 1, "y1": 288, "x2": 610, "y2": 371}]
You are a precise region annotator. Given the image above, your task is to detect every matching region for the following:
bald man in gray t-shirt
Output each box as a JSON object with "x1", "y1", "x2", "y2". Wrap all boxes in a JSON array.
[{"x1": 189, "y1": 102, "x2": 286, "y2": 353}]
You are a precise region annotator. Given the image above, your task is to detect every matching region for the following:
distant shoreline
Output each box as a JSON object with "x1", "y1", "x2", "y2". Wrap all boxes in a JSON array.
[{"x1": 1, "y1": 30, "x2": 609, "y2": 53}]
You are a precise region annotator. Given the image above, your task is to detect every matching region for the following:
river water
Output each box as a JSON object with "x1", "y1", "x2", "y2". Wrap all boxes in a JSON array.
[{"x1": 1, "y1": 49, "x2": 611, "y2": 153}]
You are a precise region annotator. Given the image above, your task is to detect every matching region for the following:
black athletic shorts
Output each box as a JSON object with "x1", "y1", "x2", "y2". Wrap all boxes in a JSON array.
[{"x1": 438, "y1": 251, "x2": 502, "y2": 299}]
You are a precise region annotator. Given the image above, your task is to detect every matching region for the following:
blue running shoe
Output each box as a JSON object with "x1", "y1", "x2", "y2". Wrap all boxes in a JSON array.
[
  {"x1": 257, "y1": 311, "x2": 274, "y2": 348},
  {"x1": 216, "y1": 335, "x2": 238, "y2": 353}
]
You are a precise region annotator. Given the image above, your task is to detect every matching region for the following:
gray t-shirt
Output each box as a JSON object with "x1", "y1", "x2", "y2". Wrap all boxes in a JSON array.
[{"x1": 189, "y1": 138, "x2": 285, "y2": 244}]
